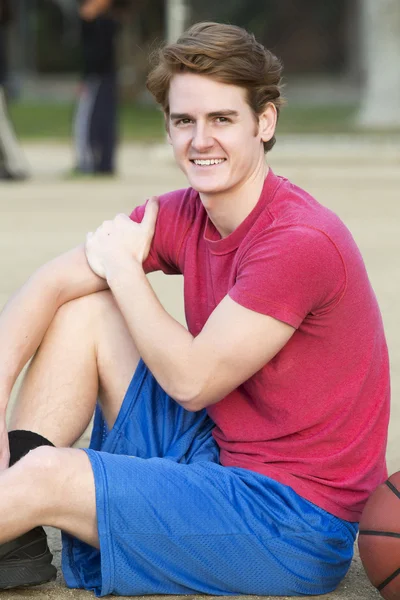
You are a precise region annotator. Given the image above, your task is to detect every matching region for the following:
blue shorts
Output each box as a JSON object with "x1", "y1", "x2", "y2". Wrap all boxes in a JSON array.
[{"x1": 62, "y1": 359, "x2": 357, "y2": 597}]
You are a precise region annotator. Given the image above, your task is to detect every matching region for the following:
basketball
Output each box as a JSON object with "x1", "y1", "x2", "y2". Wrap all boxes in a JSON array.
[{"x1": 358, "y1": 472, "x2": 400, "y2": 599}]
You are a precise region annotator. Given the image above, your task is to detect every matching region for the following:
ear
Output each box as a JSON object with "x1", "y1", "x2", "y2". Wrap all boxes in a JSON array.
[{"x1": 258, "y1": 103, "x2": 277, "y2": 143}]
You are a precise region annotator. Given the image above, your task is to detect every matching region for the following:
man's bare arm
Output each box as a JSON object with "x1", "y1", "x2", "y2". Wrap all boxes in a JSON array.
[
  {"x1": 109, "y1": 261, "x2": 295, "y2": 412},
  {"x1": 0, "y1": 244, "x2": 108, "y2": 410}
]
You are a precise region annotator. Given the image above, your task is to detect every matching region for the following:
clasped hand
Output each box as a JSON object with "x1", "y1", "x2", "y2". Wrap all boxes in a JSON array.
[{"x1": 85, "y1": 197, "x2": 159, "y2": 279}]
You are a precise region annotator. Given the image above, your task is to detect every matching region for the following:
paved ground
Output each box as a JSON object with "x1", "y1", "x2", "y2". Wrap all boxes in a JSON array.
[{"x1": 1, "y1": 136, "x2": 399, "y2": 599}]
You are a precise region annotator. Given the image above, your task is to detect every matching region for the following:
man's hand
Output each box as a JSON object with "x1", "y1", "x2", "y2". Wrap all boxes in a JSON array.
[
  {"x1": 85, "y1": 197, "x2": 159, "y2": 280},
  {"x1": 79, "y1": 0, "x2": 112, "y2": 21},
  {"x1": 0, "y1": 416, "x2": 10, "y2": 470}
]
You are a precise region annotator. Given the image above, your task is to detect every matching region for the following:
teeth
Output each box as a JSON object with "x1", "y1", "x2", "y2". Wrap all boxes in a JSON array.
[{"x1": 193, "y1": 159, "x2": 225, "y2": 166}]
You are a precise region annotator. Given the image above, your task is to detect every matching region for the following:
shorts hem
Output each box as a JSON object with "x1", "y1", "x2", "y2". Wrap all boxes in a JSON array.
[{"x1": 84, "y1": 448, "x2": 114, "y2": 596}]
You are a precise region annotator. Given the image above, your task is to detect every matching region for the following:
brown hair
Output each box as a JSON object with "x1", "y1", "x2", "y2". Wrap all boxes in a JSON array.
[{"x1": 147, "y1": 22, "x2": 284, "y2": 152}]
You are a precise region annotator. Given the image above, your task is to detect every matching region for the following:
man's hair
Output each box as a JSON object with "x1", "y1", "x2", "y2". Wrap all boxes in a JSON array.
[{"x1": 146, "y1": 22, "x2": 284, "y2": 153}]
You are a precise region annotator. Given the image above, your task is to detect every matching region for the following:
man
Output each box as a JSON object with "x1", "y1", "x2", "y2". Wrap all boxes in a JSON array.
[
  {"x1": 0, "y1": 22, "x2": 390, "y2": 596},
  {"x1": 73, "y1": 0, "x2": 120, "y2": 175},
  {"x1": 0, "y1": 0, "x2": 29, "y2": 180}
]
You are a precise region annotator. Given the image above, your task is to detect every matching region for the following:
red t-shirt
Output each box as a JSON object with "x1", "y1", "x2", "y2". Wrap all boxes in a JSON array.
[{"x1": 130, "y1": 169, "x2": 390, "y2": 521}]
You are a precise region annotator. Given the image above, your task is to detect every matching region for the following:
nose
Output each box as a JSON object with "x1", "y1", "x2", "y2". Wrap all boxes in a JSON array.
[{"x1": 191, "y1": 123, "x2": 214, "y2": 152}]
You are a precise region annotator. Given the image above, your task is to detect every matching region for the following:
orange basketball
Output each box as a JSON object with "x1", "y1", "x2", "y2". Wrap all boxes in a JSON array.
[{"x1": 358, "y1": 472, "x2": 400, "y2": 599}]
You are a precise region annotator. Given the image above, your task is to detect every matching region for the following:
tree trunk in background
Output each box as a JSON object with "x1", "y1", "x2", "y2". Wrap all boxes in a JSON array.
[{"x1": 357, "y1": 0, "x2": 400, "y2": 127}]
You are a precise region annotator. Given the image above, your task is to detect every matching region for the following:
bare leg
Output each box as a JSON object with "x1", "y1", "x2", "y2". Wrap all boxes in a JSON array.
[
  {"x1": 0, "y1": 446, "x2": 98, "y2": 547},
  {"x1": 9, "y1": 290, "x2": 141, "y2": 445},
  {"x1": 1, "y1": 291, "x2": 141, "y2": 570}
]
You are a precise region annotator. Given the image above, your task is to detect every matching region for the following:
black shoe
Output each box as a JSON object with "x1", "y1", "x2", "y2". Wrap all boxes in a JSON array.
[
  {"x1": 0, "y1": 168, "x2": 29, "y2": 181},
  {"x1": 0, "y1": 527, "x2": 57, "y2": 590}
]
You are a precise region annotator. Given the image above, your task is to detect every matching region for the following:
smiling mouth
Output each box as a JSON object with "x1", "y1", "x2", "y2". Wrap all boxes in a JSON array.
[{"x1": 190, "y1": 159, "x2": 226, "y2": 166}]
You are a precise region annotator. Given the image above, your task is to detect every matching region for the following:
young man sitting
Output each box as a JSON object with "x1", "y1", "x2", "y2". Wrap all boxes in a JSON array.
[{"x1": 0, "y1": 21, "x2": 390, "y2": 597}]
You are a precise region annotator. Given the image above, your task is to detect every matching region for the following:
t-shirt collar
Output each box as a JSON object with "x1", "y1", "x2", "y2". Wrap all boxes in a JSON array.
[{"x1": 203, "y1": 168, "x2": 280, "y2": 255}]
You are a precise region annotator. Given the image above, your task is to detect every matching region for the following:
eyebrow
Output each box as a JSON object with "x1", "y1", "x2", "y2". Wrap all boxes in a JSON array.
[{"x1": 169, "y1": 110, "x2": 239, "y2": 120}]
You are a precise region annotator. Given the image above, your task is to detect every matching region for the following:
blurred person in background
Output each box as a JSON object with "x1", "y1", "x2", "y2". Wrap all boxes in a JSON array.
[
  {"x1": 73, "y1": 0, "x2": 122, "y2": 176},
  {"x1": 0, "y1": 0, "x2": 29, "y2": 181}
]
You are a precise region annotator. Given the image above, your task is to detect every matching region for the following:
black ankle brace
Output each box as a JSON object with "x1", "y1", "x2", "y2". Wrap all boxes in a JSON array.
[{"x1": 8, "y1": 430, "x2": 55, "y2": 467}]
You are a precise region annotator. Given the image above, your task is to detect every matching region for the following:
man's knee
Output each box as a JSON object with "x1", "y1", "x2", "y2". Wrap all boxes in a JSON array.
[
  {"x1": 20, "y1": 446, "x2": 64, "y2": 481},
  {"x1": 19, "y1": 446, "x2": 92, "y2": 497},
  {"x1": 40, "y1": 291, "x2": 121, "y2": 352},
  {"x1": 21, "y1": 446, "x2": 91, "y2": 478},
  {"x1": 15, "y1": 447, "x2": 95, "y2": 526},
  {"x1": 53, "y1": 290, "x2": 114, "y2": 331}
]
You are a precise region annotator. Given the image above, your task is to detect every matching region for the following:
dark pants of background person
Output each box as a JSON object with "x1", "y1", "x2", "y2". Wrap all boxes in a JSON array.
[{"x1": 74, "y1": 72, "x2": 117, "y2": 175}]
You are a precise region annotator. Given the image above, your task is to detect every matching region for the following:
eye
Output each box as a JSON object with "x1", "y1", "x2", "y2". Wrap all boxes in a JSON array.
[
  {"x1": 215, "y1": 116, "x2": 230, "y2": 123},
  {"x1": 174, "y1": 118, "x2": 193, "y2": 127}
]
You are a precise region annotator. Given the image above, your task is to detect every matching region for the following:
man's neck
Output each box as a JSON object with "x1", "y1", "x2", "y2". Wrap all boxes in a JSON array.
[{"x1": 202, "y1": 163, "x2": 269, "y2": 239}]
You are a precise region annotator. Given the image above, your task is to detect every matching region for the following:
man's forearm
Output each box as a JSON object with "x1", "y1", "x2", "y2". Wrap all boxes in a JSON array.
[{"x1": 108, "y1": 261, "x2": 202, "y2": 408}]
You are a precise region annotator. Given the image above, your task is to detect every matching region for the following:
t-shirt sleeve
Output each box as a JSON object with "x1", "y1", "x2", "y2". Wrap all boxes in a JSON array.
[
  {"x1": 129, "y1": 188, "x2": 194, "y2": 275},
  {"x1": 229, "y1": 226, "x2": 346, "y2": 328}
]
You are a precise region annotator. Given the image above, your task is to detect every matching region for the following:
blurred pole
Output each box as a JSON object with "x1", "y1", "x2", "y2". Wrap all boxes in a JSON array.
[
  {"x1": 357, "y1": 0, "x2": 400, "y2": 127},
  {"x1": 166, "y1": 0, "x2": 187, "y2": 43},
  {"x1": 345, "y1": 0, "x2": 362, "y2": 83}
]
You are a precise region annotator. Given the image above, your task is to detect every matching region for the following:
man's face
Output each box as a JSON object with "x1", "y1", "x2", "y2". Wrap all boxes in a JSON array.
[{"x1": 167, "y1": 73, "x2": 275, "y2": 199}]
